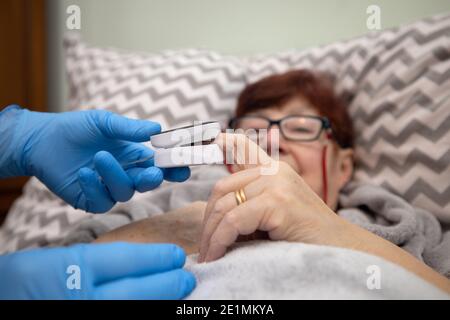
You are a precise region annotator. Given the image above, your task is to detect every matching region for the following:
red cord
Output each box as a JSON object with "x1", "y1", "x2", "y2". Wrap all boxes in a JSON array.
[
  {"x1": 321, "y1": 145, "x2": 328, "y2": 205},
  {"x1": 321, "y1": 131, "x2": 332, "y2": 205}
]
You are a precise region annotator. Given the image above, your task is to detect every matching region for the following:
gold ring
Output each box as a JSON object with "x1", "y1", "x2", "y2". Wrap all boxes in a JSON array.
[{"x1": 235, "y1": 188, "x2": 247, "y2": 205}]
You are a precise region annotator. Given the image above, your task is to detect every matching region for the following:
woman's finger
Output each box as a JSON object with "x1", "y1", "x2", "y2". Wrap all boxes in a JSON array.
[
  {"x1": 199, "y1": 179, "x2": 268, "y2": 262},
  {"x1": 199, "y1": 192, "x2": 237, "y2": 261},
  {"x1": 200, "y1": 169, "x2": 262, "y2": 260},
  {"x1": 199, "y1": 133, "x2": 280, "y2": 262},
  {"x1": 215, "y1": 133, "x2": 274, "y2": 170},
  {"x1": 203, "y1": 167, "x2": 261, "y2": 228},
  {"x1": 202, "y1": 194, "x2": 278, "y2": 262},
  {"x1": 202, "y1": 132, "x2": 277, "y2": 225}
]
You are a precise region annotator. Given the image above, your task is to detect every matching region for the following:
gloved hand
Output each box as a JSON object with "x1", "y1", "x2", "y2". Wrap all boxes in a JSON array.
[
  {"x1": 0, "y1": 105, "x2": 190, "y2": 213},
  {"x1": 0, "y1": 242, "x2": 196, "y2": 299}
]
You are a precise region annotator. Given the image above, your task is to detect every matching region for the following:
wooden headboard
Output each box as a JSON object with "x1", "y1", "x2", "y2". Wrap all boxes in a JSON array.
[{"x1": 0, "y1": 0, "x2": 47, "y2": 225}]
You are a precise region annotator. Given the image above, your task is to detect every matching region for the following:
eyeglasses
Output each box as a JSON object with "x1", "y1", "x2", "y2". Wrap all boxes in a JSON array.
[{"x1": 228, "y1": 115, "x2": 332, "y2": 143}]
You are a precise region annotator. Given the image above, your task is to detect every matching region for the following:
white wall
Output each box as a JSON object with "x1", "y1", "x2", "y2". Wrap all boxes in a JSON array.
[{"x1": 46, "y1": 0, "x2": 450, "y2": 111}]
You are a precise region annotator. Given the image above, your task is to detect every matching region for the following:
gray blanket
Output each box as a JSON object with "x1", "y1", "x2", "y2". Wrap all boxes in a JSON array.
[{"x1": 60, "y1": 165, "x2": 450, "y2": 298}]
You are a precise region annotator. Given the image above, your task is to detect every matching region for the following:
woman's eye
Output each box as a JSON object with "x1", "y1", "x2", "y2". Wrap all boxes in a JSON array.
[{"x1": 292, "y1": 127, "x2": 313, "y2": 133}]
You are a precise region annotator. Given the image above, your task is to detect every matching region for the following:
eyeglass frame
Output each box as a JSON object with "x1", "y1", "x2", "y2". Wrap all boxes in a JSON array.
[{"x1": 228, "y1": 114, "x2": 343, "y2": 146}]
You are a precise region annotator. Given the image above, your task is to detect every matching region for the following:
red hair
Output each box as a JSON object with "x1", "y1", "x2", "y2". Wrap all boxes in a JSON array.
[{"x1": 235, "y1": 69, "x2": 354, "y2": 148}]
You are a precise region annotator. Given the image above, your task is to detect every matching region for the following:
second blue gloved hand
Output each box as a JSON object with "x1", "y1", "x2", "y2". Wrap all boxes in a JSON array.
[
  {"x1": 0, "y1": 105, "x2": 190, "y2": 213},
  {"x1": 0, "y1": 242, "x2": 196, "y2": 299}
]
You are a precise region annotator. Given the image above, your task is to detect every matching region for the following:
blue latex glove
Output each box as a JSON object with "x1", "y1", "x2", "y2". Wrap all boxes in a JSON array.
[
  {"x1": 0, "y1": 105, "x2": 190, "y2": 213},
  {"x1": 0, "y1": 242, "x2": 196, "y2": 299}
]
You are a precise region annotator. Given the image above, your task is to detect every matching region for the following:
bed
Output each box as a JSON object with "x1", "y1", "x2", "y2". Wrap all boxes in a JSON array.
[{"x1": 1, "y1": 13, "x2": 449, "y2": 299}]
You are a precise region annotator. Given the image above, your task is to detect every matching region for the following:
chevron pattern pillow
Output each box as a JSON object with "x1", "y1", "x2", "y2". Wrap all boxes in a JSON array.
[
  {"x1": 245, "y1": 13, "x2": 450, "y2": 223},
  {"x1": 351, "y1": 15, "x2": 450, "y2": 223},
  {"x1": 64, "y1": 33, "x2": 247, "y2": 129}
]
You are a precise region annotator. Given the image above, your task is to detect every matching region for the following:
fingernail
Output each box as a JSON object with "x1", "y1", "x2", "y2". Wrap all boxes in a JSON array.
[{"x1": 202, "y1": 251, "x2": 210, "y2": 263}]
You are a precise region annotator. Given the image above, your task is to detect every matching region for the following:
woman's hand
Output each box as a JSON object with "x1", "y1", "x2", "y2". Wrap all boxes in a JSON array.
[
  {"x1": 198, "y1": 134, "x2": 450, "y2": 295},
  {"x1": 198, "y1": 133, "x2": 346, "y2": 262}
]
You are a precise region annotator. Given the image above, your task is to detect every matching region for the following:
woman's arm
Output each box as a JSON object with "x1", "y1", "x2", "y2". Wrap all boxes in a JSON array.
[
  {"x1": 328, "y1": 216, "x2": 450, "y2": 294},
  {"x1": 94, "y1": 201, "x2": 206, "y2": 255},
  {"x1": 200, "y1": 162, "x2": 450, "y2": 294},
  {"x1": 199, "y1": 133, "x2": 450, "y2": 294}
]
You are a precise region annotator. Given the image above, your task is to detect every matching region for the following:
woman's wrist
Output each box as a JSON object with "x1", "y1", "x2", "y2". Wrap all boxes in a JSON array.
[{"x1": 289, "y1": 203, "x2": 364, "y2": 250}]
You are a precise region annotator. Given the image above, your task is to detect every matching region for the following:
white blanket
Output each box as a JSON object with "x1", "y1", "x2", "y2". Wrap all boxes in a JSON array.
[{"x1": 185, "y1": 241, "x2": 449, "y2": 299}]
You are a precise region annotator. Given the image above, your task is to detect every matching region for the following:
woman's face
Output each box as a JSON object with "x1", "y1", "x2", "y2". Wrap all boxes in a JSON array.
[{"x1": 231, "y1": 95, "x2": 353, "y2": 210}]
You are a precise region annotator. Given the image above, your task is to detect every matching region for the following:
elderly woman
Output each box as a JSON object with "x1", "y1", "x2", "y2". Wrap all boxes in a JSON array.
[{"x1": 95, "y1": 70, "x2": 450, "y2": 294}]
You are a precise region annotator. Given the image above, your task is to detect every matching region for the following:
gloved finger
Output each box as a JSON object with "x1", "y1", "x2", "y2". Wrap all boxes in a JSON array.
[
  {"x1": 94, "y1": 151, "x2": 134, "y2": 202},
  {"x1": 126, "y1": 167, "x2": 164, "y2": 193},
  {"x1": 84, "y1": 242, "x2": 187, "y2": 284},
  {"x1": 95, "y1": 110, "x2": 161, "y2": 142},
  {"x1": 161, "y1": 167, "x2": 191, "y2": 182},
  {"x1": 94, "y1": 269, "x2": 196, "y2": 300},
  {"x1": 78, "y1": 167, "x2": 115, "y2": 213},
  {"x1": 117, "y1": 143, "x2": 155, "y2": 170},
  {"x1": 132, "y1": 146, "x2": 155, "y2": 168}
]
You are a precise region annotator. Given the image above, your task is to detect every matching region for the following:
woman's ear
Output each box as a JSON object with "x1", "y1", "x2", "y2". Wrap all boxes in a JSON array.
[{"x1": 337, "y1": 148, "x2": 354, "y2": 189}]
